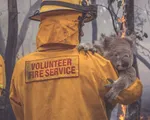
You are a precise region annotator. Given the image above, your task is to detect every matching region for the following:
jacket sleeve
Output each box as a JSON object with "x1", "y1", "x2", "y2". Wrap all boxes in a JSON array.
[
  {"x1": 104, "y1": 56, "x2": 143, "y2": 105},
  {"x1": 93, "y1": 53, "x2": 143, "y2": 105},
  {"x1": 0, "y1": 55, "x2": 6, "y2": 95},
  {"x1": 113, "y1": 79, "x2": 142, "y2": 105},
  {"x1": 9, "y1": 65, "x2": 24, "y2": 120}
]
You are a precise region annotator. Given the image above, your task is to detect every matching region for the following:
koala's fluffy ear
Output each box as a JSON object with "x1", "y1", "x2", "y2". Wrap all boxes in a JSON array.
[
  {"x1": 103, "y1": 37, "x2": 113, "y2": 50},
  {"x1": 124, "y1": 34, "x2": 136, "y2": 47},
  {"x1": 100, "y1": 34, "x2": 116, "y2": 50},
  {"x1": 99, "y1": 34, "x2": 113, "y2": 50},
  {"x1": 99, "y1": 33, "x2": 106, "y2": 41}
]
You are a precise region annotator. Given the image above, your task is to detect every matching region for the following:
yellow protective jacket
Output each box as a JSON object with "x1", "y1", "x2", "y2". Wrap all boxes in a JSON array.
[
  {"x1": 9, "y1": 12, "x2": 143, "y2": 120},
  {"x1": 0, "y1": 55, "x2": 6, "y2": 95}
]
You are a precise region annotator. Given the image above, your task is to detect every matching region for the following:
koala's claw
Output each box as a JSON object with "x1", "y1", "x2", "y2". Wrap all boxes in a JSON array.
[
  {"x1": 104, "y1": 79, "x2": 114, "y2": 88},
  {"x1": 78, "y1": 43, "x2": 89, "y2": 54},
  {"x1": 78, "y1": 44, "x2": 84, "y2": 52},
  {"x1": 105, "y1": 80, "x2": 123, "y2": 103},
  {"x1": 78, "y1": 43, "x2": 97, "y2": 54},
  {"x1": 107, "y1": 78, "x2": 114, "y2": 84},
  {"x1": 89, "y1": 47, "x2": 97, "y2": 54},
  {"x1": 105, "y1": 84, "x2": 113, "y2": 88}
]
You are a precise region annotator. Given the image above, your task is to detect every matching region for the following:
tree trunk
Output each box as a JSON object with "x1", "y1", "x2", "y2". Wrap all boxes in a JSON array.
[
  {"x1": 91, "y1": 0, "x2": 98, "y2": 43},
  {"x1": 92, "y1": 19, "x2": 98, "y2": 43},
  {"x1": 4, "y1": 0, "x2": 18, "y2": 119},
  {"x1": 0, "y1": 28, "x2": 5, "y2": 56},
  {"x1": 16, "y1": 0, "x2": 40, "y2": 54},
  {"x1": 125, "y1": 0, "x2": 141, "y2": 120}
]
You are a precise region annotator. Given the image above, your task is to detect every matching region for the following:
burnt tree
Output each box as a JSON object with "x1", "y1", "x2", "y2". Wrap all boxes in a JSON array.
[
  {"x1": 0, "y1": 27, "x2": 5, "y2": 56},
  {"x1": 125, "y1": 0, "x2": 141, "y2": 120},
  {"x1": 4, "y1": 0, "x2": 18, "y2": 120},
  {"x1": 91, "y1": 0, "x2": 98, "y2": 43},
  {"x1": 16, "y1": 0, "x2": 40, "y2": 54}
]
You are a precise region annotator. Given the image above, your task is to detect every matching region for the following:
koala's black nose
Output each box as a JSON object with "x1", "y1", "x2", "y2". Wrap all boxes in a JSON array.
[{"x1": 122, "y1": 62, "x2": 129, "y2": 67}]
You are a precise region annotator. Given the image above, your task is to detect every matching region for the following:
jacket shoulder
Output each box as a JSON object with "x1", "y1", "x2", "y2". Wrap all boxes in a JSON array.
[
  {"x1": 81, "y1": 52, "x2": 118, "y2": 80},
  {"x1": 0, "y1": 55, "x2": 4, "y2": 62},
  {"x1": 80, "y1": 51, "x2": 112, "y2": 67},
  {"x1": 14, "y1": 52, "x2": 38, "y2": 68}
]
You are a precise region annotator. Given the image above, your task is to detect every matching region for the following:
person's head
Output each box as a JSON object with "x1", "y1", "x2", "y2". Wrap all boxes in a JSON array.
[
  {"x1": 29, "y1": 0, "x2": 97, "y2": 38},
  {"x1": 29, "y1": 0, "x2": 97, "y2": 50},
  {"x1": 30, "y1": 0, "x2": 96, "y2": 21}
]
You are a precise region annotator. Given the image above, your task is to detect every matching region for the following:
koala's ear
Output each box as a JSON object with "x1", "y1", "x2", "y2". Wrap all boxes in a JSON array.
[
  {"x1": 125, "y1": 34, "x2": 136, "y2": 47},
  {"x1": 99, "y1": 34, "x2": 113, "y2": 50},
  {"x1": 103, "y1": 37, "x2": 112, "y2": 49},
  {"x1": 99, "y1": 33, "x2": 106, "y2": 41}
]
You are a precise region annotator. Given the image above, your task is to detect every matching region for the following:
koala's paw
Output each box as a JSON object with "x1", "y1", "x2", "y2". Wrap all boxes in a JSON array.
[
  {"x1": 105, "y1": 88, "x2": 121, "y2": 103},
  {"x1": 78, "y1": 43, "x2": 97, "y2": 54},
  {"x1": 105, "y1": 79, "x2": 125, "y2": 103}
]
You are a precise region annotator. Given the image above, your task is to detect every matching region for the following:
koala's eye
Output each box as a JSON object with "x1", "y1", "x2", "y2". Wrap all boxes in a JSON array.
[
  {"x1": 124, "y1": 54, "x2": 130, "y2": 58},
  {"x1": 114, "y1": 53, "x2": 118, "y2": 57}
]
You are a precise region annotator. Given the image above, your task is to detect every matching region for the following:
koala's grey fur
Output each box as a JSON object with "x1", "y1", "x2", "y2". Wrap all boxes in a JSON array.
[
  {"x1": 96, "y1": 34, "x2": 136, "y2": 101},
  {"x1": 78, "y1": 34, "x2": 136, "y2": 119}
]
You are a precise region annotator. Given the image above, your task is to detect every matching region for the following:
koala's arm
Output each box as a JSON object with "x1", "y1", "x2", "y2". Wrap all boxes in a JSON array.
[
  {"x1": 93, "y1": 53, "x2": 143, "y2": 105},
  {"x1": 103, "y1": 59, "x2": 143, "y2": 105},
  {"x1": 113, "y1": 78, "x2": 142, "y2": 105}
]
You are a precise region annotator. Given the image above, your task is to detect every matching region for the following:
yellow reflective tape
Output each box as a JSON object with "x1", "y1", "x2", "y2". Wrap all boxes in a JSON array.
[{"x1": 0, "y1": 84, "x2": 3, "y2": 88}]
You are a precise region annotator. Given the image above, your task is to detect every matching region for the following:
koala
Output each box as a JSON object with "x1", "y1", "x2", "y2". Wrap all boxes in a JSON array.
[
  {"x1": 78, "y1": 34, "x2": 136, "y2": 102},
  {"x1": 78, "y1": 34, "x2": 136, "y2": 119}
]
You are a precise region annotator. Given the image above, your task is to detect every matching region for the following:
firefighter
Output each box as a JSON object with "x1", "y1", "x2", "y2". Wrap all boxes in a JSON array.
[
  {"x1": 9, "y1": 0, "x2": 143, "y2": 120},
  {"x1": 0, "y1": 55, "x2": 6, "y2": 96}
]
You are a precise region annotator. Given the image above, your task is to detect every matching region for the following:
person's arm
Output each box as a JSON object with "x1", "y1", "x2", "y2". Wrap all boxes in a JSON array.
[
  {"x1": 0, "y1": 55, "x2": 6, "y2": 95},
  {"x1": 113, "y1": 78, "x2": 142, "y2": 105},
  {"x1": 94, "y1": 53, "x2": 143, "y2": 105},
  {"x1": 9, "y1": 66, "x2": 24, "y2": 120}
]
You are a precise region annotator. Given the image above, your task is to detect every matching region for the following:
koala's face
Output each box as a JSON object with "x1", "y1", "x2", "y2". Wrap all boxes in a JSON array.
[
  {"x1": 105, "y1": 48, "x2": 133, "y2": 71},
  {"x1": 102, "y1": 36, "x2": 134, "y2": 71}
]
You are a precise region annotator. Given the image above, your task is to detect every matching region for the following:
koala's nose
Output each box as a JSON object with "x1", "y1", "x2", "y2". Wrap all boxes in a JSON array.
[{"x1": 122, "y1": 61, "x2": 129, "y2": 67}]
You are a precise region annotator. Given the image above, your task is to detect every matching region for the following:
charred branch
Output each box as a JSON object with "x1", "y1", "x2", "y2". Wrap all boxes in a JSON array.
[
  {"x1": 91, "y1": 0, "x2": 98, "y2": 43},
  {"x1": 0, "y1": 27, "x2": 5, "y2": 56},
  {"x1": 4, "y1": 0, "x2": 18, "y2": 119}
]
